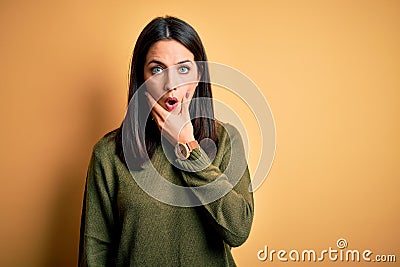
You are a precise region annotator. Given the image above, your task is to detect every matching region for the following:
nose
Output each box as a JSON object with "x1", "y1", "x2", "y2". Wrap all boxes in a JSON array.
[{"x1": 163, "y1": 68, "x2": 178, "y2": 91}]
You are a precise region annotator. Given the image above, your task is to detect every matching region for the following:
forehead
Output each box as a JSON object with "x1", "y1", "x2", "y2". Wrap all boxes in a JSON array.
[{"x1": 146, "y1": 40, "x2": 194, "y2": 64}]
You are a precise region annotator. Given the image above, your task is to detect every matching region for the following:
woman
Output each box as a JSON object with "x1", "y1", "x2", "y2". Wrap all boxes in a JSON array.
[{"x1": 79, "y1": 16, "x2": 254, "y2": 266}]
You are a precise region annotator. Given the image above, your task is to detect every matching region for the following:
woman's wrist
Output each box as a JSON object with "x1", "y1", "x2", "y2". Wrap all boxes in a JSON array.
[{"x1": 175, "y1": 140, "x2": 199, "y2": 160}]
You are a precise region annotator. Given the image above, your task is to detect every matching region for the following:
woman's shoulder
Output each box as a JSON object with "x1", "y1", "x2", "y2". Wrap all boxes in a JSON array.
[
  {"x1": 91, "y1": 129, "x2": 118, "y2": 159},
  {"x1": 216, "y1": 120, "x2": 243, "y2": 141}
]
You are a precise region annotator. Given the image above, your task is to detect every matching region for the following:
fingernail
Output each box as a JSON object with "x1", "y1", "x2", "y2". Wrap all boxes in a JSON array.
[{"x1": 185, "y1": 92, "x2": 190, "y2": 98}]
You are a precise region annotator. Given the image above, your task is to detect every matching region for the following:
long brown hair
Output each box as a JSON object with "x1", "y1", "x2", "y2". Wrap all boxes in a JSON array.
[{"x1": 115, "y1": 16, "x2": 217, "y2": 169}]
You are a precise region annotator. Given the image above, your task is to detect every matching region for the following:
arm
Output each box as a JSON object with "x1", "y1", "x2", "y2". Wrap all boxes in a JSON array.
[
  {"x1": 175, "y1": 124, "x2": 254, "y2": 247},
  {"x1": 79, "y1": 147, "x2": 116, "y2": 266},
  {"x1": 145, "y1": 93, "x2": 254, "y2": 246}
]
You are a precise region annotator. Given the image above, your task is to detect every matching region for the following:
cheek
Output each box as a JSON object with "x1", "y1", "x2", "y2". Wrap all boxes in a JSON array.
[
  {"x1": 181, "y1": 83, "x2": 198, "y2": 101},
  {"x1": 188, "y1": 83, "x2": 198, "y2": 94},
  {"x1": 143, "y1": 71, "x2": 151, "y2": 81},
  {"x1": 145, "y1": 77, "x2": 165, "y2": 100}
]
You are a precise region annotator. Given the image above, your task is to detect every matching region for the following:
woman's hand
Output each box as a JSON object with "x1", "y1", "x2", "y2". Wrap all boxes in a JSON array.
[{"x1": 145, "y1": 92, "x2": 195, "y2": 145}]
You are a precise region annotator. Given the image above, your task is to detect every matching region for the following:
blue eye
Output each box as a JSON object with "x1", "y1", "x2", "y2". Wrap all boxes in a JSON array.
[
  {"x1": 151, "y1": 66, "x2": 163, "y2": 74},
  {"x1": 178, "y1": 66, "x2": 190, "y2": 74}
]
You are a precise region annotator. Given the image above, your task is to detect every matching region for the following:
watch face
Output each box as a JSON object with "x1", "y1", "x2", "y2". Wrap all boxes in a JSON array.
[{"x1": 175, "y1": 143, "x2": 189, "y2": 159}]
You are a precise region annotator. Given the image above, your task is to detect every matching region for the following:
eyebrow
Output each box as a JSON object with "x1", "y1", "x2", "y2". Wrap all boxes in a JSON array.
[{"x1": 147, "y1": 59, "x2": 193, "y2": 66}]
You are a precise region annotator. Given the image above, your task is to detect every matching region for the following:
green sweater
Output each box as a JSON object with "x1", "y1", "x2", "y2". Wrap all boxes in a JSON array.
[{"x1": 79, "y1": 122, "x2": 254, "y2": 266}]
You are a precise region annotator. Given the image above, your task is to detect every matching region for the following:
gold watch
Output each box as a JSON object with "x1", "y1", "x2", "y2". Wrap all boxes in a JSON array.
[{"x1": 175, "y1": 140, "x2": 199, "y2": 160}]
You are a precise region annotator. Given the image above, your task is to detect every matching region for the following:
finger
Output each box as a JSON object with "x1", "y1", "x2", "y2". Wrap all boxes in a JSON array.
[
  {"x1": 145, "y1": 92, "x2": 168, "y2": 121},
  {"x1": 150, "y1": 107, "x2": 162, "y2": 124},
  {"x1": 180, "y1": 96, "x2": 191, "y2": 118},
  {"x1": 145, "y1": 93, "x2": 165, "y2": 131}
]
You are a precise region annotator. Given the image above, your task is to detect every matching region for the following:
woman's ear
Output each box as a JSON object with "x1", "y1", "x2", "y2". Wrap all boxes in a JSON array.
[
  {"x1": 197, "y1": 62, "x2": 204, "y2": 81},
  {"x1": 192, "y1": 72, "x2": 200, "y2": 89}
]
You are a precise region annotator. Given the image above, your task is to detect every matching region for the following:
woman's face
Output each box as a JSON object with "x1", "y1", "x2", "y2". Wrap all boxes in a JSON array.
[{"x1": 144, "y1": 40, "x2": 199, "y2": 112}]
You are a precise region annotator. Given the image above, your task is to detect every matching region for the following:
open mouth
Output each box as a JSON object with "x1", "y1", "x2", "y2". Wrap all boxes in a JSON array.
[{"x1": 165, "y1": 97, "x2": 179, "y2": 111}]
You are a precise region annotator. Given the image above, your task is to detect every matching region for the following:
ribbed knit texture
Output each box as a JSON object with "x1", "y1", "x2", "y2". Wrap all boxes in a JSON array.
[{"x1": 79, "y1": 122, "x2": 254, "y2": 267}]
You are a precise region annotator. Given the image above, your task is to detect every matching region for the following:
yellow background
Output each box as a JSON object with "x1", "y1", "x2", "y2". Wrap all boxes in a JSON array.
[{"x1": 0, "y1": 0, "x2": 399, "y2": 266}]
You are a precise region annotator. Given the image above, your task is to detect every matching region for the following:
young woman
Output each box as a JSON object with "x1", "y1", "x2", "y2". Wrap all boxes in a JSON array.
[{"x1": 79, "y1": 16, "x2": 254, "y2": 266}]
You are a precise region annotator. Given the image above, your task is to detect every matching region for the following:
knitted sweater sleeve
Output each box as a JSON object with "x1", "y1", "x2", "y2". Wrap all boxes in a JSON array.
[
  {"x1": 79, "y1": 144, "x2": 116, "y2": 266},
  {"x1": 175, "y1": 124, "x2": 254, "y2": 247}
]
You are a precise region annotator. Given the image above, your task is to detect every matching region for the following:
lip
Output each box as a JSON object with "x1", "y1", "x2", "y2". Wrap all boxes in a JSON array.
[{"x1": 165, "y1": 97, "x2": 179, "y2": 111}]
